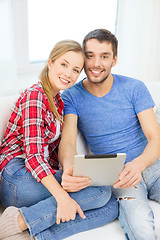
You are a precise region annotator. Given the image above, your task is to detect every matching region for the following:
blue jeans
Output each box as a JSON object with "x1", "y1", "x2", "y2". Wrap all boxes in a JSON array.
[
  {"x1": 1, "y1": 158, "x2": 118, "y2": 239},
  {"x1": 112, "y1": 159, "x2": 160, "y2": 240}
]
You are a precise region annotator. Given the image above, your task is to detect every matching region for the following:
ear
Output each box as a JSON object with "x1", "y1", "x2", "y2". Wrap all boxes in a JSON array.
[
  {"x1": 112, "y1": 55, "x2": 118, "y2": 67},
  {"x1": 48, "y1": 59, "x2": 52, "y2": 70}
]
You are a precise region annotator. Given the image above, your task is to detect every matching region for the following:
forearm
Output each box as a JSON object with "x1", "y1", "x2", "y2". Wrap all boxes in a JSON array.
[
  {"x1": 114, "y1": 109, "x2": 160, "y2": 189},
  {"x1": 132, "y1": 138, "x2": 160, "y2": 172},
  {"x1": 41, "y1": 174, "x2": 69, "y2": 201},
  {"x1": 58, "y1": 139, "x2": 77, "y2": 170},
  {"x1": 114, "y1": 139, "x2": 160, "y2": 189},
  {"x1": 135, "y1": 108, "x2": 160, "y2": 172},
  {"x1": 41, "y1": 174, "x2": 86, "y2": 223}
]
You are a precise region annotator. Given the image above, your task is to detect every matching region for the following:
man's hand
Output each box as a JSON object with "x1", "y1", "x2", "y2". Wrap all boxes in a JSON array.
[
  {"x1": 61, "y1": 167, "x2": 92, "y2": 192},
  {"x1": 113, "y1": 161, "x2": 142, "y2": 189}
]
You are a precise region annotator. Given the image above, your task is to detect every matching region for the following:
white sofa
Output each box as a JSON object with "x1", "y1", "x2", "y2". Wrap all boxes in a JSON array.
[{"x1": 0, "y1": 82, "x2": 160, "y2": 239}]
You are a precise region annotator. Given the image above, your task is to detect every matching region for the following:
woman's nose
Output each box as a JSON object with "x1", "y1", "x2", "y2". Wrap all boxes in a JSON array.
[{"x1": 64, "y1": 68, "x2": 71, "y2": 78}]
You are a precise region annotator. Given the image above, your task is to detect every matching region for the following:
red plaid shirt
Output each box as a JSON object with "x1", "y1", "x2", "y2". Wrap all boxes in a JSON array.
[{"x1": 0, "y1": 83, "x2": 64, "y2": 182}]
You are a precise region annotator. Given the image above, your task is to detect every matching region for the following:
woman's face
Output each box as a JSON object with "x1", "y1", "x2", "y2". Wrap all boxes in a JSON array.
[{"x1": 48, "y1": 51, "x2": 84, "y2": 95}]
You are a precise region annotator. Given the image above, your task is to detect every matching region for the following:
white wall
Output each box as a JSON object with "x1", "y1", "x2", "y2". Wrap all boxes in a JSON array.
[
  {"x1": 0, "y1": 0, "x2": 40, "y2": 97},
  {"x1": 0, "y1": 0, "x2": 19, "y2": 96},
  {"x1": 0, "y1": 0, "x2": 160, "y2": 97},
  {"x1": 114, "y1": 0, "x2": 160, "y2": 82}
]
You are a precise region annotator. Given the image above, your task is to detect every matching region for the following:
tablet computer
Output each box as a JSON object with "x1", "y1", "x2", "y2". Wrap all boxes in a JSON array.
[{"x1": 73, "y1": 153, "x2": 126, "y2": 186}]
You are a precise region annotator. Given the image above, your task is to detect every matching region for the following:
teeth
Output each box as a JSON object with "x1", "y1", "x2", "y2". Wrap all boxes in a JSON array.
[
  {"x1": 60, "y1": 78, "x2": 69, "y2": 83},
  {"x1": 92, "y1": 70, "x2": 101, "y2": 74}
]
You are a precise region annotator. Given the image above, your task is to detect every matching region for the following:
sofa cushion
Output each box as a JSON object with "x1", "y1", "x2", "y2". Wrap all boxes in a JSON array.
[{"x1": 0, "y1": 95, "x2": 18, "y2": 144}]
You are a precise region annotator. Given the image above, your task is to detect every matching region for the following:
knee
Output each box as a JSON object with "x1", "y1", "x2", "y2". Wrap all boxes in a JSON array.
[
  {"x1": 103, "y1": 197, "x2": 119, "y2": 221},
  {"x1": 119, "y1": 200, "x2": 157, "y2": 240},
  {"x1": 96, "y1": 186, "x2": 112, "y2": 207},
  {"x1": 109, "y1": 197, "x2": 119, "y2": 217}
]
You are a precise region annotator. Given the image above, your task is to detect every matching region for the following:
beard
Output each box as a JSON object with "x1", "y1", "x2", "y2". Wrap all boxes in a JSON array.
[
  {"x1": 85, "y1": 61, "x2": 113, "y2": 86},
  {"x1": 87, "y1": 72, "x2": 110, "y2": 86}
]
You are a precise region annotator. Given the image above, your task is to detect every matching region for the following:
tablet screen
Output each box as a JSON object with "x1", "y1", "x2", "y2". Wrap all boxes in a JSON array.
[{"x1": 73, "y1": 153, "x2": 126, "y2": 186}]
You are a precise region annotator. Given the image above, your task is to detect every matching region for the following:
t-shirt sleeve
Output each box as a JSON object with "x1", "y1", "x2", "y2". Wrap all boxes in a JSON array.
[
  {"x1": 132, "y1": 81, "x2": 155, "y2": 114},
  {"x1": 62, "y1": 90, "x2": 78, "y2": 116}
]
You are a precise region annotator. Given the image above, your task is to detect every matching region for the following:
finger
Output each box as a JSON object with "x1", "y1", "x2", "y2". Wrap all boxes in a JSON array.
[
  {"x1": 63, "y1": 175, "x2": 91, "y2": 183},
  {"x1": 66, "y1": 217, "x2": 72, "y2": 222},
  {"x1": 68, "y1": 212, "x2": 77, "y2": 221},
  {"x1": 63, "y1": 180, "x2": 92, "y2": 188},
  {"x1": 114, "y1": 173, "x2": 132, "y2": 188},
  {"x1": 56, "y1": 217, "x2": 60, "y2": 225},
  {"x1": 118, "y1": 166, "x2": 130, "y2": 181},
  {"x1": 121, "y1": 177, "x2": 141, "y2": 189},
  {"x1": 114, "y1": 175, "x2": 132, "y2": 188},
  {"x1": 61, "y1": 178, "x2": 91, "y2": 189},
  {"x1": 62, "y1": 178, "x2": 92, "y2": 188},
  {"x1": 63, "y1": 181, "x2": 92, "y2": 192},
  {"x1": 70, "y1": 214, "x2": 76, "y2": 221},
  {"x1": 77, "y1": 206, "x2": 86, "y2": 219},
  {"x1": 115, "y1": 165, "x2": 139, "y2": 187},
  {"x1": 115, "y1": 174, "x2": 141, "y2": 189}
]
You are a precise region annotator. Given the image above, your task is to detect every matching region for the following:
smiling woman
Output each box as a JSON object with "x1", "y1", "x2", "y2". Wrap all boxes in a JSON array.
[
  {"x1": 39, "y1": 40, "x2": 84, "y2": 122},
  {"x1": 47, "y1": 51, "x2": 84, "y2": 95}
]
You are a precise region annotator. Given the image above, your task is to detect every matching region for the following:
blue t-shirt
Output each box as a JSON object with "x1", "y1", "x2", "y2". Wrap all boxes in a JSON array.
[{"x1": 62, "y1": 74, "x2": 155, "y2": 163}]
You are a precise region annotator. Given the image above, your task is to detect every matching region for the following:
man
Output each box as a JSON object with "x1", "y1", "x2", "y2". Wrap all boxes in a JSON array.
[{"x1": 59, "y1": 29, "x2": 160, "y2": 239}]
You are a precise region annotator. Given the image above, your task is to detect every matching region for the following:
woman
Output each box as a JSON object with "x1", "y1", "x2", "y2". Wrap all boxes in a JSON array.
[{"x1": 0, "y1": 40, "x2": 118, "y2": 240}]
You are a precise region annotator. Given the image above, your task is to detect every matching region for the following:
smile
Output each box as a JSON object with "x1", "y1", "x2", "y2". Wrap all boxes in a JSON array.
[
  {"x1": 59, "y1": 77, "x2": 70, "y2": 84},
  {"x1": 90, "y1": 70, "x2": 103, "y2": 76}
]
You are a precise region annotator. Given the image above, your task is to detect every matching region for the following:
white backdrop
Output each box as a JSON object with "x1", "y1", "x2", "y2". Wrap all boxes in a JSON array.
[
  {"x1": 0, "y1": 0, "x2": 19, "y2": 97},
  {"x1": 114, "y1": 0, "x2": 160, "y2": 83},
  {"x1": 0, "y1": 0, "x2": 160, "y2": 97}
]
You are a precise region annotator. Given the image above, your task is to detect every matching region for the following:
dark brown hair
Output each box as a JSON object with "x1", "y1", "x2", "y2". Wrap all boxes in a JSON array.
[{"x1": 82, "y1": 29, "x2": 118, "y2": 58}]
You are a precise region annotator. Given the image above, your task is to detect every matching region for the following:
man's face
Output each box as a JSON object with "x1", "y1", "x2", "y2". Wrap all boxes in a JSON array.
[{"x1": 84, "y1": 39, "x2": 117, "y2": 84}]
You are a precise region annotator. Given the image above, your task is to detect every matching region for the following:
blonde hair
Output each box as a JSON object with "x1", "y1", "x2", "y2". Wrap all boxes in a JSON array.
[{"x1": 39, "y1": 40, "x2": 84, "y2": 122}]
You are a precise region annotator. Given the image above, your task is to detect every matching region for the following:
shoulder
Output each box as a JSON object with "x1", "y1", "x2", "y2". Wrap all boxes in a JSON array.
[
  {"x1": 113, "y1": 74, "x2": 153, "y2": 105},
  {"x1": 113, "y1": 74, "x2": 146, "y2": 88},
  {"x1": 19, "y1": 83, "x2": 47, "y2": 103},
  {"x1": 13, "y1": 83, "x2": 48, "y2": 113},
  {"x1": 113, "y1": 74, "x2": 148, "y2": 96},
  {"x1": 62, "y1": 80, "x2": 83, "y2": 100}
]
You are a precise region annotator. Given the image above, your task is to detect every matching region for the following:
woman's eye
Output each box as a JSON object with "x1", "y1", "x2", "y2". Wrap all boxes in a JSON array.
[
  {"x1": 73, "y1": 69, "x2": 79, "y2": 73},
  {"x1": 61, "y1": 63, "x2": 67, "y2": 67}
]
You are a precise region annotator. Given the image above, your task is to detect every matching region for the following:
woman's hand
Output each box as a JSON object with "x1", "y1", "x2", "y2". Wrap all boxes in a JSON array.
[
  {"x1": 56, "y1": 193, "x2": 86, "y2": 224},
  {"x1": 61, "y1": 167, "x2": 92, "y2": 192},
  {"x1": 41, "y1": 173, "x2": 86, "y2": 224}
]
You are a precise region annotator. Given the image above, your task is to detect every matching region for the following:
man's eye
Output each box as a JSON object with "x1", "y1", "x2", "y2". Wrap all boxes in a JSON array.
[
  {"x1": 102, "y1": 56, "x2": 108, "y2": 59},
  {"x1": 86, "y1": 55, "x2": 93, "y2": 59}
]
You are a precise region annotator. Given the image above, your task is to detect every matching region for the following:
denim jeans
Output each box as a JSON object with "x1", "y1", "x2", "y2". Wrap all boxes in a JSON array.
[
  {"x1": 1, "y1": 158, "x2": 118, "y2": 239},
  {"x1": 112, "y1": 159, "x2": 160, "y2": 240}
]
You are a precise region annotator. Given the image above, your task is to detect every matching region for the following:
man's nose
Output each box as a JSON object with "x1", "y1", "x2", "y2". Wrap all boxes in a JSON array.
[{"x1": 93, "y1": 57, "x2": 101, "y2": 67}]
